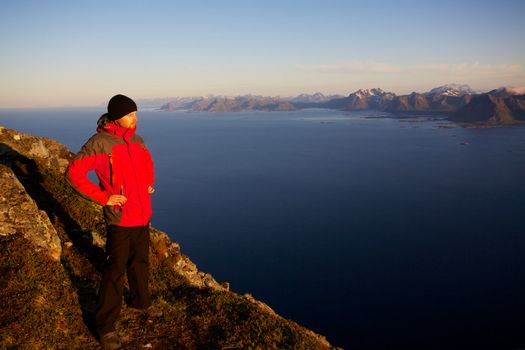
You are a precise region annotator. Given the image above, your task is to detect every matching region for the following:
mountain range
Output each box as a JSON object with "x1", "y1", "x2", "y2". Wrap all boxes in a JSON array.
[
  {"x1": 452, "y1": 92, "x2": 525, "y2": 124},
  {"x1": 157, "y1": 84, "x2": 525, "y2": 125}
]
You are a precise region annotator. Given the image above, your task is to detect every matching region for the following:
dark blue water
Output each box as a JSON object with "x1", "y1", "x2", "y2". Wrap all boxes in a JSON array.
[{"x1": 2, "y1": 108, "x2": 525, "y2": 349}]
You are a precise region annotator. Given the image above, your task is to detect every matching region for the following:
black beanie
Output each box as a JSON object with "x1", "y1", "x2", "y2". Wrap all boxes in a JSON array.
[{"x1": 107, "y1": 94, "x2": 137, "y2": 121}]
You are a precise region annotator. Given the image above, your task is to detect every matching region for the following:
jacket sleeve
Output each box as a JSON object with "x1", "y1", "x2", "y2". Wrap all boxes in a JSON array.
[
  {"x1": 65, "y1": 138, "x2": 110, "y2": 205},
  {"x1": 144, "y1": 146, "x2": 154, "y2": 187}
]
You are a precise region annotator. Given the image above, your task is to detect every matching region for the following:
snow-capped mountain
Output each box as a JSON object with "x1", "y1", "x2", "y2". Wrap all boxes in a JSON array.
[
  {"x1": 291, "y1": 92, "x2": 339, "y2": 103},
  {"x1": 321, "y1": 88, "x2": 396, "y2": 110},
  {"x1": 488, "y1": 86, "x2": 525, "y2": 97},
  {"x1": 353, "y1": 88, "x2": 388, "y2": 98},
  {"x1": 427, "y1": 84, "x2": 475, "y2": 96}
]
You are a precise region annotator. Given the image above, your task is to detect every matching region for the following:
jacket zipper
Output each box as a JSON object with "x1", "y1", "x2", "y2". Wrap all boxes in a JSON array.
[
  {"x1": 125, "y1": 138, "x2": 145, "y2": 224},
  {"x1": 109, "y1": 154, "x2": 121, "y2": 212},
  {"x1": 119, "y1": 185, "x2": 124, "y2": 212},
  {"x1": 109, "y1": 154, "x2": 113, "y2": 186}
]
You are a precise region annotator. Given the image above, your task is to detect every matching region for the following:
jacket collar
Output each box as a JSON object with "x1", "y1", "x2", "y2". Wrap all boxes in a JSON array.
[{"x1": 97, "y1": 114, "x2": 136, "y2": 141}]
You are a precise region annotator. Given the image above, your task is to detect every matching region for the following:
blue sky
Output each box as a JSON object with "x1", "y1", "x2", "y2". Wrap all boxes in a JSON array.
[{"x1": 1, "y1": 0, "x2": 524, "y2": 107}]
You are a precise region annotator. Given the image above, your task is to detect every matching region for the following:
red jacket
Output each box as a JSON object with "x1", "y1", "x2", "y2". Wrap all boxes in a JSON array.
[{"x1": 66, "y1": 118, "x2": 154, "y2": 227}]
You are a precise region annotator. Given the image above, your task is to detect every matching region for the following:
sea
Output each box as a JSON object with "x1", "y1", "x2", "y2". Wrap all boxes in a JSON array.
[{"x1": 1, "y1": 107, "x2": 525, "y2": 350}]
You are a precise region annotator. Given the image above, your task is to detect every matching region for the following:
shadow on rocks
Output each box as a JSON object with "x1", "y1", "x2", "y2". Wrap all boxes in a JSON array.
[{"x1": 0, "y1": 142, "x2": 105, "y2": 339}]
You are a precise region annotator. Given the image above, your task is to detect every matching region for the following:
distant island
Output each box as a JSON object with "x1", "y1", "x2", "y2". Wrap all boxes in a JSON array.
[{"x1": 155, "y1": 84, "x2": 525, "y2": 126}]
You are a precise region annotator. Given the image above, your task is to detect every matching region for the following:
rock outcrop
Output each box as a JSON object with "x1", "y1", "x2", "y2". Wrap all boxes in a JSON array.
[
  {"x1": 0, "y1": 164, "x2": 61, "y2": 261},
  {"x1": 0, "y1": 125, "x2": 338, "y2": 349},
  {"x1": 0, "y1": 126, "x2": 70, "y2": 172}
]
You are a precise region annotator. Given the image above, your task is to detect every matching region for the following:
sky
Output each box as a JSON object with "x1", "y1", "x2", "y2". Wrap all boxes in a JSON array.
[{"x1": 1, "y1": 0, "x2": 524, "y2": 107}]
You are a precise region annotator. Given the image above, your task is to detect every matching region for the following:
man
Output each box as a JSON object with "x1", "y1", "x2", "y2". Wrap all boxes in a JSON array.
[{"x1": 66, "y1": 94, "x2": 161, "y2": 350}]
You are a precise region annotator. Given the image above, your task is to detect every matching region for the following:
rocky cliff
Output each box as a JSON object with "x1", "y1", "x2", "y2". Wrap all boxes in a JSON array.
[
  {"x1": 0, "y1": 125, "x2": 339, "y2": 349},
  {"x1": 449, "y1": 92, "x2": 525, "y2": 125}
]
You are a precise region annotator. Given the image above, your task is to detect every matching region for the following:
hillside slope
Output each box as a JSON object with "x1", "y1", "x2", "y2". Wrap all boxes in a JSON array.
[{"x1": 0, "y1": 125, "x2": 339, "y2": 349}]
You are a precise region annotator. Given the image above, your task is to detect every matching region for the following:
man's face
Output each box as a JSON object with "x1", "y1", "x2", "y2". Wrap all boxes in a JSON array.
[{"x1": 115, "y1": 111, "x2": 137, "y2": 129}]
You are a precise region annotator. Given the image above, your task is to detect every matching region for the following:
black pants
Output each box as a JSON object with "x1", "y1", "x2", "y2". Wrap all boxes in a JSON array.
[{"x1": 95, "y1": 224, "x2": 152, "y2": 335}]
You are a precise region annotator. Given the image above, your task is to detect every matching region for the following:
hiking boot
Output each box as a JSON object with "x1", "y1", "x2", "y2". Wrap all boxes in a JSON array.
[
  {"x1": 146, "y1": 304, "x2": 163, "y2": 318},
  {"x1": 100, "y1": 331, "x2": 121, "y2": 350}
]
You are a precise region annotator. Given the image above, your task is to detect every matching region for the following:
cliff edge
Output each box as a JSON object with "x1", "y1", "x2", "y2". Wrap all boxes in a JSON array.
[{"x1": 0, "y1": 125, "x2": 340, "y2": 349}]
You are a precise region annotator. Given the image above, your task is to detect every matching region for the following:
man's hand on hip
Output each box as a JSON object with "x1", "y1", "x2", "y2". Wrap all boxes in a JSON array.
[{"x1": 107, "y1": 195, "x2": 127, "y2": 206}]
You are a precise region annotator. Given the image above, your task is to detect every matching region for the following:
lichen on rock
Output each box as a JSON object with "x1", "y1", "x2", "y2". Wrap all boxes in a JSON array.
[{"x1": 0, "y1": 164, "x2": 61, "y2": 261}]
